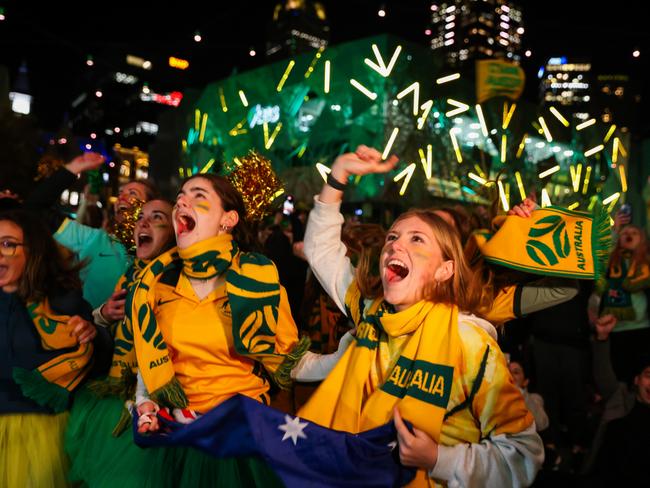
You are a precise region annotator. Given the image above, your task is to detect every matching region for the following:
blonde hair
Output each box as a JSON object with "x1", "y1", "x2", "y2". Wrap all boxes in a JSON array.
[{"x1": 356, "y1": 209, "x2": 484, "y2": 314}]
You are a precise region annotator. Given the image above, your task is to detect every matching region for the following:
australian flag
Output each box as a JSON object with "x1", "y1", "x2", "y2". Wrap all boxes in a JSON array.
[{"x1": 134, "y1": 394, "x2": 415, "y2": 487}]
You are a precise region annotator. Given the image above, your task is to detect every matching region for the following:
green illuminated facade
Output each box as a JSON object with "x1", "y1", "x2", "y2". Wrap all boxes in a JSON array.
[{"x1": 181, "y1": 34, "x2": 630, "y2": 214}]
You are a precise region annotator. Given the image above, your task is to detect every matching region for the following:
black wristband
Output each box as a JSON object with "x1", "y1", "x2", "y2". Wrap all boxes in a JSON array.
[{"x1": 326, "y1": 173, "x2": 347, "y2": 191}]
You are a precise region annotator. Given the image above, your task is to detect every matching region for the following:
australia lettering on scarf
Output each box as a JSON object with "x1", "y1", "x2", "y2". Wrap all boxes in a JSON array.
[
  {"x1": 112, "y1": 359, "x2": 137, "y2": 369},
  {"x1": 355, "y1": 321, "x2": 379, "y2": 349},
  {"x1": 574, "y1": 220, "x2": 586, "y2": 270},
  {"x1": 149, "y1": 354, "x2": 170, "y2": 369},
  {"x1": 381, "y1": 356, "x2": 453, "y2": 408}
]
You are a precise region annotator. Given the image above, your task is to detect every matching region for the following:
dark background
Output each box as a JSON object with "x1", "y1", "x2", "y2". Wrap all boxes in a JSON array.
[{"x1": 1, "y1": 0, "x2": 648, "y2": 130}]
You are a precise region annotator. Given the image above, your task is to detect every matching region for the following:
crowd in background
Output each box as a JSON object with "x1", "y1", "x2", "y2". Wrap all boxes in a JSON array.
[{"x1": 0, "y1": 149, "x2": 648, "y2": 487}]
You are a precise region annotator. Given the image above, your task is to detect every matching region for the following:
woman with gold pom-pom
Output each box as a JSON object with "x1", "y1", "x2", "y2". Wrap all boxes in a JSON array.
[{"x1": 129, "y1": 154, "x2": 351, "y2": 486}]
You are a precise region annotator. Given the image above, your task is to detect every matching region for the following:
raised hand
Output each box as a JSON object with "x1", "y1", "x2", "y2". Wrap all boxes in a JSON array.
[
  {"x1": 507, "y1": 198, "x2": 538, "y2": 218},
  {"x1": 594, "y1": 314, "x2": 617, "y2": 341},
  {"x1": 613, "y1": 209, "x2": 631, "y2": 232},
  {"x1": 65, "y1": 152, "x2": 106, "y2": 174},
  {"x1": 330, "y1": 145, "x2": 399, "y2": 182}
]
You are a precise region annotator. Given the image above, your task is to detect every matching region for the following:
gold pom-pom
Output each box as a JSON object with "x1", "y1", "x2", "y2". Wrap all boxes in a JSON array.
[
  {"x1": 35, "y1": 155, "x2": 66, "y2": 181},
  {"x1": 108, "y1": 198, "x2": 145, "y2": 252},
  {"x1": 225, "y1": 150, "x2": 284, "y2": 222}
]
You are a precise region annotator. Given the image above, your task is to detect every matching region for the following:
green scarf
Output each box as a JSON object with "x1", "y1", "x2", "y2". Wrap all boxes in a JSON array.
[
  {"x1": 598, "y1": 252, "x2": 650, "y2": 321},
  {"x1": 128, "y1": 234, "x2": 308, "y2": 408},
  {"x1": 473, "y1": 205, "x2": 611, "y2": 280},
  {"x1": 13, "y1": 299, "x2": 94, "y2": 413},
  {"x1": 87, "y1": 259, "x2": 147, "y2": 435}
]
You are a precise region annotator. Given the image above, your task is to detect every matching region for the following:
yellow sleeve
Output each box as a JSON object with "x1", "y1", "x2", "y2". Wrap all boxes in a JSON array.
[
  {"x1": 273, "y1": 285, "x2": 300, "y2": 355},
  {"x1": 458, "y1": 321, "x2": 533, "y2": 437},
  {"x1": 483, "y1": 285, "x2": 519, "y2": 326}
]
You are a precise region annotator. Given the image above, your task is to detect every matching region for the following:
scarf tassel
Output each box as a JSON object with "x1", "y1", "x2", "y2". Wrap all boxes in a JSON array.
[
  {"x1": 87, "y1": 368, "x2": 137, "y2": 399},
  {"x1": 12, "y1": 367, "x2": 70, "y2": 413},
  {"x1": 592, "y1": 204, "x2": 612, "y2": 281},
  {"x1": 112, "y1": 405, "x2": 133, "y2": 437},
  {"x1": 271, "y1": 336, "x2": 311, "y2": 390},
  {"x1": 151, "y1": 376, "x2": 189, "y2": 409}
]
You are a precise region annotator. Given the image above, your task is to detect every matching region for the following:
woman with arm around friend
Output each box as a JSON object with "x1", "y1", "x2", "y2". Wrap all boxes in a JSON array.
[
  {"x1": 0, "y1": 209, "x2": 110, "y2": 487},
  {"x1": 298, "y1": 145, "x2": 544, "y2": 487}
]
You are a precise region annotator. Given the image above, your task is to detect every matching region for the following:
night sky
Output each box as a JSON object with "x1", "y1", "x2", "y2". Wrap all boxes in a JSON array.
[{"x1": 1, "y1": 0, "x2": 648, "y2": 130}]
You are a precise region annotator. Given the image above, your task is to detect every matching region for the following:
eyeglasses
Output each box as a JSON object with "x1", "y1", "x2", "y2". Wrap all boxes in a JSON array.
[{"x1": 0, "y1": 240, "x2": 25, "y2": 257}]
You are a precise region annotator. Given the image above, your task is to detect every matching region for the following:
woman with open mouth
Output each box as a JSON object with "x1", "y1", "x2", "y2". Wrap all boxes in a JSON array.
[
  {"x1": 298, "y1": 145, "x2": 543, "y2": 488},
  {"x1": 128, "y1": 171, "x2": 351, "y2": 486},
  {"x1": 65, "y1": 199, "x2": 177, "y2": 487},
  {"x1": 26, "y1": 152, "x2": 159, "y2": 309},
  {"x1": 0, "y1": 209, "x2": 111, "y2": 487},
  {"x1": 595, "y1": 224, "x2": 650, "y2": 383}
]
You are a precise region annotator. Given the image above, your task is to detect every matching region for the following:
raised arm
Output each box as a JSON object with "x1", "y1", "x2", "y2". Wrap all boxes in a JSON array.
[
  {"x1": 519, "y1": 277, "x2": 579, "y2": 315},
  {"x1": 303, "y1": 146, "x2": 398, "y2": 312},
  {"x1": 591, "y1": 314, "x2": 621, "y2": 401},
  {"x1": 24, "y1": 152, "x2": 106, "y2": 232}
]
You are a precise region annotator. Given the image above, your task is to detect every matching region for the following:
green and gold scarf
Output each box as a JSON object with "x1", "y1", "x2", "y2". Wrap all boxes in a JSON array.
[
  {"x1": 473, "y1": 205, "x2": 611, "y2": 280},
  {"x1": 12, "y1": 299, "x2": 94, "y2": 412},
  {"x1": 128, "y1": 234, "x2": 308, "y2": 408},
  {"x1": 89, "y1": 259, "x2": 147, "y2": 400},
  {"x1": 108, "y1": 259, "x2": 147, "y2": 382},
  {"x1": 597, "y1": 251, "x2": 650, "y2": 320},
  {"x1": 299, "y1": 281, "x2": 461, "y2": 441}
]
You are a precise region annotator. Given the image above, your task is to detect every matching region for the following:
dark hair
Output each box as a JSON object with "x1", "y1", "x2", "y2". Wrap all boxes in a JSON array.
[
  {"x1": 80, "y1": 204, "x2": 105, "y2": 229},
  {"x1": 343, "y1": 223, "x2": 386, "y2": 299},
  {"x1": 132, "y1": 179, "x2": 160, "y2": 201},
  {"x1": 183, "y1": 174, "x2": 260, "y2": 252},
  {"x1": 436, "y1": 206, "x2": 473, "y2": 244},
  {"x1": 634, "y1": 353, "x2": 650, "y2": 377},
  {"x1": 0, "y1": 210, "x2": 83, "y2": 302}
]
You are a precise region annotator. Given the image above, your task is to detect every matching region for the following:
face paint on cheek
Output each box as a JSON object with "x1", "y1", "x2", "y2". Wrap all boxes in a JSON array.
[
  {"x1": 194, "y1": 202, "x2": 211, "y2": 214},
  {"x1": 412, "y1": 249, "x2": 434, "y2": 262},
  {"x1": 153, "y1": 223, "x2": 169, "y2": 229}
]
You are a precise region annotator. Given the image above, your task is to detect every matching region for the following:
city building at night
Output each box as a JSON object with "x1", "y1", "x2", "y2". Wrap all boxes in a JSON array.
[
  {"x1": 429, "y1": 0, "x2": 524, "y2": 67},
  {"x1": 593, "y1": 73, "x2": 641, "y2": 132},
  {"x1": 266, "y1": 0, "x2": 329, "y2": 61},
  {"x1": 539, "y1": 56, "x2": 592, "y2": 120},
  {"x1": 66, "y1": 50, "x2": 190, "y2": 194}
]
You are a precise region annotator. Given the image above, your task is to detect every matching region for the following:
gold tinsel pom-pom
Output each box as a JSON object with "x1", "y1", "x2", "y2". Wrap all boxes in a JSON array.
[
  {"x1": 35, "y1": 155, "x2": 66, "y2": 181},
  {"x1": 225, "y1": 150, "x2": 284, "y2": 222},
  {"x1": 108, "y1": 198, "x2": 145, "y2": 253}
]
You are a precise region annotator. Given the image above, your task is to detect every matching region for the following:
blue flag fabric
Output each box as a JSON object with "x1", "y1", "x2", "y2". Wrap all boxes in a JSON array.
[{"x1": 133, "y1": 394, "x2": 415, "y2": 487}]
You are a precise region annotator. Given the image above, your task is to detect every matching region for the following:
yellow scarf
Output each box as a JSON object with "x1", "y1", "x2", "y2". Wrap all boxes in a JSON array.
[
  {"x1": 129, "y1": 234, "x2": 308, "y2": 408},
  {"x1": 474, "y1": 205, "x2": 610, "y2": 280},
  {"x1": 597, "y1": 252, "x2": 650, "y2": 321},
  {"x1": 107, "y1": 259, "x2": 148, "y2": 383},
  {"x1": 13, "y1": 299, "x2": 94, "y2": 412},
  {"x1": 299, "y1": 280, "x2": 461, "y2": 448}
]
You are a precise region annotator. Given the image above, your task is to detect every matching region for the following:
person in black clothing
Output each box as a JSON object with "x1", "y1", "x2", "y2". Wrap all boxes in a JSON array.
[
  {"x1": 263, "y1": 212, "x2": 308, "y2": 327},
  {"x1": 527, "y1": 280, "x2": 594, "y2": 471},
  {"x1": 0, "y1": 209, "x2": 111, "y2": 487},
  {"x1": 588, "y1": 314, "x2": 650, "y2": 487}
]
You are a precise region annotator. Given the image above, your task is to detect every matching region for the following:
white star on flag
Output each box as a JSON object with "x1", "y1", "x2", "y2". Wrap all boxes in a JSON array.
[
  {"x1": 278, "y1": 414, "x2": 309, "y2": 445},
  {"x1": 387, "y1": 441, "x2": 397, "y2": 451}
]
